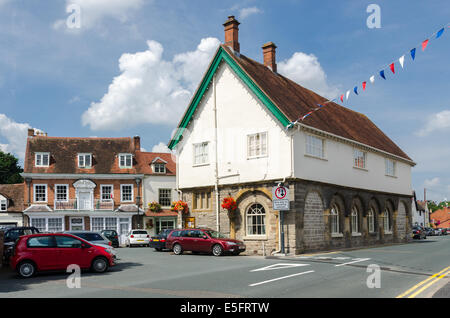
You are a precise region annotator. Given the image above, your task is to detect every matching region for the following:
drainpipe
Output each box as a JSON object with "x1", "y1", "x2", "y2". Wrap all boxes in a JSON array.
[{"x1": 213, "y1": 74, "x2": 220, "y2": 232}]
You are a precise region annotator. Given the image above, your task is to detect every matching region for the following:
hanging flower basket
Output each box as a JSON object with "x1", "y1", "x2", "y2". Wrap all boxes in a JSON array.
[
  {"x1": 148, "y1": 201, "x2": 161, "y2": 212},
  {"x1": 171, "y1": 200, "x2": 189, "y2": 214},
  {"x1": 222, "y1": 196, "x2": 237, "y2": 218}
]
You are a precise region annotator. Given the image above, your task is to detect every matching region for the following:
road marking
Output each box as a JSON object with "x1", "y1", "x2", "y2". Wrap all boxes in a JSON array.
[
  {"x1": 332, "y1": 257, "x2": 350, "y2": 260},
  {"x1": 396, "y1": 265, "x2": 450, "y2": 298},
  {"x1": 249, "y1": 270, "x2": 315, "y2": 287},
  {"x1": 335, "y1": 258, "x2": 371, "y2": 267},
  {"x1": 251, "y1": 263, "x2": 310, "y2": 272}
]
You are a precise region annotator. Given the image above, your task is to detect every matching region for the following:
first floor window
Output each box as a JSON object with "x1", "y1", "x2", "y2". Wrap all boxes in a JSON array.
[
  {"x1": 330, "y1": 204, "x2": 339, "y2": 234},
  {"x1": 351, "y1": 207, "x2": 359, "y2": 233},
  {"x1": 34, "y1": 184, "x2": 47, "y2": 202},
  {"x1": 368, "y1": 208, "x2": 375, "y2": 233},
  {"x1": 31, "y1": 218, "x2": 46, "y2": 232},
  {"x1": 0, "y1": 199, "x2": 7, "y2": 211},
  {"x1": 121, "y1": 184, "x2": 133, "y2": 202},
  {"x1": 385, "y1": 158, "x2": 396, "y2": 176},
  {"x1": 48, "y1": 218, "x2": 63, "y2": 232},
  {"x1": 159, "y1": 189, "x2": 172, "y2": 207},
  {"x1": 353, "y1": 149, "x2": 367, "y2": 169},
  {"x1": 55, "y1": 185, "x2": 68, "y2": 202},
  {"x1": 101, "y1": 185, "x2": 113, "y2": 201},
  {"x1": 246, "y1": 204, "x2": 266, "y2": 236},
  {"x1": 193, "y1": 142, "x2": 209, "y2": 165},
  {"x1": 306, "y1": 135, "x2": 324, "y2": 158},
  {"x1": 247, "y1": 132, "x2": 268, "y2": 158}
]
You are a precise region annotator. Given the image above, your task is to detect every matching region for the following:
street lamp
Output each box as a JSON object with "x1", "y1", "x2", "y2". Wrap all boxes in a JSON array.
[{"x1": 135, "y1": 177, "x2": 142, "y2": 229}]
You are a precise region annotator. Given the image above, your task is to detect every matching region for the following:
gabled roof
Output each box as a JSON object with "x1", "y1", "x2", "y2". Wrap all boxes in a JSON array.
[
  {"x1": 24, "y1": 136, "x2": 139, "y2": 174},
  {"x1": 0, "y1": 184, "x2": 25, "y2": 212},
  {"x1": 134, "y1": 151, "x2": 176, "y2": 176},
  {"x1": 168, "y1": 44, "x2": 413, "y2": 163}
]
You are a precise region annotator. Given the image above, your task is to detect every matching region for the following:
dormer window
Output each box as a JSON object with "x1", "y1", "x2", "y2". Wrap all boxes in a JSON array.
[
  {"x1": 78, "y1": 153, "x2": 92, "y2": 168},
  {"x1": 0, "y1": 196, "x2": 7, "y2": 211},
  {"x1": 35, "y1": 152, "x2": 50, "y2": 167},
  {"x1": 154, "y1": 163, "x2": 166, "y2": 174},
  {"x1": 119, "y1": 153, "x2": 133, "y2": 168}
]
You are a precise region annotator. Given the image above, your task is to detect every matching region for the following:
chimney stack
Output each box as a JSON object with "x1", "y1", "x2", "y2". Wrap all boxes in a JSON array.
[
  {"x1": 28, "y1": 129, "x2": 35, "y2": 137},
  {"x1": 223, "y1": 16, "x2": 240, "y2": 53},
  {"x1": 262, "y1": 42, "x2": 277, "y2": 73},
  {"x1": 134, "y1": 136, "x2": 141, "y2": 151}
]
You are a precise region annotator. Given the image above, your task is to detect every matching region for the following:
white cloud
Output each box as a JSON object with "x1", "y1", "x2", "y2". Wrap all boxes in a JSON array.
[
  {"x1": 82, "y1": 37, "x2": 220, "y2": 131},
  {"x1": 278, "y1": 52, "x2": 339, "y2": 99},
  {"x1": 424, "y1": 177, "x2": 441, "y2": 188},
  {"x1": 151, "y1": 142, "x2": 171, "y2": 153},
  {"x1": 239, "y1": 7, "x2": 262, "y2": 20},
  {"x1": 417, "y1": 110, "x2": 450, "y2": 137},
  {"x1": 54, "y1": 0, "x2": 144, "y2": 31},
  {"x1": 0, "y1": 114, "x2": 40, "y2": 161}
]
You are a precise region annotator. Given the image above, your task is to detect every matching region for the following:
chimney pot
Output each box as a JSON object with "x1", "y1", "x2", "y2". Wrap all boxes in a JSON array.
[
  {"x1": 134, "y1": 136, "x2": 141, "y2": 151},
  {"x1": 262, "y1": 42, "x2": 277, "y2": 73},
  {"x1": 223, "y1": 16, "x2": 240, "y2": 53},
  {"x1": 28, "y1": 129, "x2": 35, "y2": 137}
]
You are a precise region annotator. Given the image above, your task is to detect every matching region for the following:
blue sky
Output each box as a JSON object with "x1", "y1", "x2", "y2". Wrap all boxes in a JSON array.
[{"x1": 0, "y1": 0, "x2": 449, "y2": 201}]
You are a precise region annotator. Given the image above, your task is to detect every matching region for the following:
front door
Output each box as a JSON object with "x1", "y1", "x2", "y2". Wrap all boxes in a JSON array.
[
  {"x1": 119, "y1": 218, "x2": 130, "y2": 245},
  {"x1": 70, "y1": 217, "x2": 84, "y2": 231}
]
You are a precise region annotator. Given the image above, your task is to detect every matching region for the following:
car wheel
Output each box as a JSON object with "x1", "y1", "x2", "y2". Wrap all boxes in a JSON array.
[
  {"x1": 212, "y1": 244, "x2": 223, "y2": 257},
  {"x1": 91, "y1": 257, "x2": 109, "y2": 273},
  {"x1": 173, "y1": 243, "x2": 183, "y2": 255},
  {"x1": 17, "y1": 261, "x2": 36, "y2": 278}
]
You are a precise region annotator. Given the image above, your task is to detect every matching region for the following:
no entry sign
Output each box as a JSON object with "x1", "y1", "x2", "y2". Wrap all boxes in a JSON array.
[{"x1": 272, "y1": 185, "x2": 290, "y2": 211}]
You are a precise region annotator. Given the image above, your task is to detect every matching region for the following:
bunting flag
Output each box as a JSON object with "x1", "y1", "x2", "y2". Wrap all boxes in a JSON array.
[
  {"x1": 288, "y1": 22, "x2": 450, "y2": 126},
  {"x1": 410, "y1": 48, "x2": 416, "y2": 60},
  {"x1": 399, "y1": 55, "x2": 405, "y2": 69},
  {"x1": 390, "y1": 62, "x2": 395, "y2": 74}
]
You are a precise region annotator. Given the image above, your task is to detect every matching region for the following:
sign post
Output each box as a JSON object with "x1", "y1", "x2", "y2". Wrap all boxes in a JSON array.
[{"x1": 272, "y1": 185, "x2": 290, "y2": 254}]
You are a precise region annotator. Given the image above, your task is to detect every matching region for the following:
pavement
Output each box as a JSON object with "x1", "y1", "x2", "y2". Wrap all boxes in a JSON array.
[{"x1": 1, "y1": 235, "x2": 450, "y2": 298}]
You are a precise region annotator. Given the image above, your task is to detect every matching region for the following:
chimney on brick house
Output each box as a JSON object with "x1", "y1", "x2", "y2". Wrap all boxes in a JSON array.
[
  {"x1": 134, "y1": 136, "x2": 141, "y2": 151},
  {"x1": 27, "y1": 129, "x2": 35, "y2": 137},
  {"x1": 223, "y1": 16, "x2": 240, "y2": 53},
  {"x1": 262, "y1": 42, "x2": 277, "y2": 73}
]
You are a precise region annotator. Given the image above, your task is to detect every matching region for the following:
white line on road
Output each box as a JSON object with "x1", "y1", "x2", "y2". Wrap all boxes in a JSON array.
[
  {"x1": 251, "y1": 263, "x2": 310, "y2": 272},
  {"x1": 249, "y1": 270, "x2": 315, "y2": 287},
  {"x1": 335, "y1": 258, "x2": 371, "y2": 267}
]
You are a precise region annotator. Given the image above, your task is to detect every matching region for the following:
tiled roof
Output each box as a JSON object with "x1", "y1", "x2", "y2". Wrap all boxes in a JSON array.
[
  {"x1": 0, "y1": 183, "x2": 25, "y2": 213},
  {"x1": 430, "y1": 208, "x2": 450, "y2": 228},
  {"x1": 24, "y1": 136, "x2": 139, "y2": 174},
  {"x1": 135, "y1": 151, "x2": 176, "y2": 176},
  {"x1": 222, "y1": 45, "x2": 412, "y2": 162}
]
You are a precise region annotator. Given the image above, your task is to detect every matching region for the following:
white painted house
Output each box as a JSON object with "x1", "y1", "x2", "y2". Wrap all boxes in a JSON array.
[{"x1": 168, "y1": 16, "x2": 415, "y2": 255}]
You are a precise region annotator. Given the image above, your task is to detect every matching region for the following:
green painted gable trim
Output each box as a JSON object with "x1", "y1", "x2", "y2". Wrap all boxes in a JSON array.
[{"x1": 168, "y1": 47, "x2": 290, "y2": 150}]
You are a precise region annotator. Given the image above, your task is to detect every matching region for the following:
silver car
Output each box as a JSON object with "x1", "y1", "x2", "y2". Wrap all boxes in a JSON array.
[{"x1": 64, "y1": 231, "x2": 117, "y2": 255}]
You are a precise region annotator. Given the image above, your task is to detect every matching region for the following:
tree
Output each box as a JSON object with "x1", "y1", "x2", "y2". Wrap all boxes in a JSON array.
[{"x1": 0, "y1": 150, "x2": 24, "y2": 184}]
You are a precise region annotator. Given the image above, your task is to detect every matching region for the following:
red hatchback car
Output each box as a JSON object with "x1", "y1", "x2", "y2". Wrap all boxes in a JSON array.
[
  {"x1": 166, "y1": 228, "x2": 246, "y2": 256},
  {"x1": 10, "y1": 233, "x2": 116, "y2": 278}
]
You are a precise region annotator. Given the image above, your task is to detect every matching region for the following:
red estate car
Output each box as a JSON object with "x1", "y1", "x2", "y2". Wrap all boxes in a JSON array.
[
  {"x1": 10, "y1": 233, "x2": 116, "y2": 278},
  {"x1": 166, "y1": 228, "x2": 246, "y2": 256}
]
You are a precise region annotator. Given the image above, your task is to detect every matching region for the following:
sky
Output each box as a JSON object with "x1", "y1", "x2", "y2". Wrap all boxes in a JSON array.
[{"x1": 0, "y1": 0, "x2": 449, "y2": 201}]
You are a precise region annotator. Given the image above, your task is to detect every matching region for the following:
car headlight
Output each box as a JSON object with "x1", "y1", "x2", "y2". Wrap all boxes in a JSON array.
[
  {"x1": 226, "y1": 242, "x2": 237, "y2": 246},
  {"x1": 104, "y1": 248, "x2": 114, "y2": 255}
]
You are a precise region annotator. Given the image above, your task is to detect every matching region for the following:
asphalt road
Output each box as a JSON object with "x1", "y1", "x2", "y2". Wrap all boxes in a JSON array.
[{"x1": 1, "y1": 235, "x2": 450, "y2": 298}]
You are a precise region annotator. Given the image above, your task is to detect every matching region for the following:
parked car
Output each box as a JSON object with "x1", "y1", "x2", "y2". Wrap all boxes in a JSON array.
[
  {"x1": 412, "y1": 226, "x2": 426, "y2": 239},
  {"x1": 126, "y1": 229, "x2": 150, "y2": 247},
  {"x1": 440, "y1": 228, "x2": 448, "y2": 236},
  {"x1": 149, "y1": 229, "x2": 173, "y2": 251},
  {"x1": 166, "y1": 228, "x2": 246, "y2": 256},
  {"x1": 100, "y1": 230, "x2": 120, "y2": 248},
  {"x1": 424, "y1": 227, "x2": 434, "y2": 236},
  {"x1": 1, "y1": 227, "x2": 40, "y2": 264},
  {"x1": 433, "y1": 228, "x2": 442, "y2": 236},
  {"x1": 63, "y1": 231, "x2": 114, "y2": 250},
  {"x1": 10, "y1": 233, "x2": 116, "y2": 278}
]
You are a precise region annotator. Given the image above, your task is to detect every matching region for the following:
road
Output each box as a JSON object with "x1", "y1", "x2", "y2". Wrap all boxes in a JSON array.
[{"x1": 1, "y1": 235, "x2": 450, "y2": 298}]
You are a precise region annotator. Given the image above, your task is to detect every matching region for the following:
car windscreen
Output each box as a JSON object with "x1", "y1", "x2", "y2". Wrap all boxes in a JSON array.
[
  {"x1": 71, "y1": 233, "x2": 104, "y2": 241},
  {"x1": 203, "y1": 230, "x2": 227, "y2": 239}
]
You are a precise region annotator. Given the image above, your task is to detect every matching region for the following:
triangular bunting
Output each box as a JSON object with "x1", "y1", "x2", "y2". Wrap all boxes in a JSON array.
[
  {"x1": 422, "y1": 39, "x2": 429, "y2": 51},
  {"x1": 399, "y1": 55, "x2": 405, "y2": 68},
  {"x1": 354, "y1": 86, "x2": 358, "y2": 95},
  {"x1": 380, "y1": 70, "x2": 386, "y2": 80},
  {"x1": 390, "y1": 63, "x2": 395, "y2": 74},
  {"x1": 340, "y1": 94, "x2": 344, "y2": 103},
  {"x1": 346, "y1": 90, "x2": 350, "y2": 100},
  {"x1": 369, "y1": 75, "x2": 375, "y2": 84},
  {"x1": 436, "y1": 28, "x2": 445, "y2": 39},
  {"x1": 410, "y1": 48, "x2": 416, "y2": 60},
  {"x1": 362, "y1": 81, "x2": 367, "y2": 91}
]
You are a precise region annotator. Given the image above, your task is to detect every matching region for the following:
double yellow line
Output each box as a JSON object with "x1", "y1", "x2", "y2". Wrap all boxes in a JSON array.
[{"x1": 396, "y1": 265, "x2": 450, "y2": 298}]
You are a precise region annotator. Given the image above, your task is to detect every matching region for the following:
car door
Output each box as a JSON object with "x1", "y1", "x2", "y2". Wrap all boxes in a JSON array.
[
  {"x1": 54, "y1": 235, "x2": 93, "y2": 269},
  {"x1": 192, "y1": 230, "x2": 211, "y2": 252},
  {"x1": 26, "y1": 236, "x2": 58, "y2": 270}
]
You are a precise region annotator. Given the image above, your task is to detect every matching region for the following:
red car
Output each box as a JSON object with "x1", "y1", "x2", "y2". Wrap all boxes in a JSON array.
[
  {"x1": 10, "y1": 233, "x2": 116, "y2": 278},
  {"x1": 166, "y1": 228, "x2": 246, "y2": 256}
]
